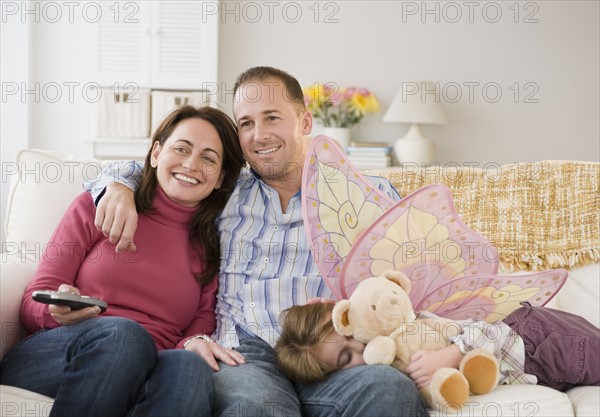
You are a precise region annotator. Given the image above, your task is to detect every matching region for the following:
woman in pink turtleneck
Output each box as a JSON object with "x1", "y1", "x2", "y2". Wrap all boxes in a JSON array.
[{"x1": 0, "y1": 106, "x2": 246, "y2": 417}]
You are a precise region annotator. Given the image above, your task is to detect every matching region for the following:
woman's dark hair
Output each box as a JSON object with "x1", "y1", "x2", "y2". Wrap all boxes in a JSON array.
[{"x1": 136, "y1": 105, "x2": 245, "y2": 284}]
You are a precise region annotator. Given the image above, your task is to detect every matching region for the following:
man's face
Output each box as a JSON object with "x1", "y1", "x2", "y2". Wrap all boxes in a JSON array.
[{"x1": 233, "y1": 78, "x2": 312, "y2": 183}]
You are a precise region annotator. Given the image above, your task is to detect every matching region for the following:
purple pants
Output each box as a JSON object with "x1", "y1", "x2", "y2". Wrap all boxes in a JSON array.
[{"x1": 503, "y1": 302, "x2": 600, "y2": 391}]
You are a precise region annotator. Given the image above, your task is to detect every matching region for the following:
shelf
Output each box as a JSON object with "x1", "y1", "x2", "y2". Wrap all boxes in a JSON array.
[
  {"x1": 86, "y1": 137, "x2": 151, "y2": 160},
  {"x1": 85, "y1": 137, "x2": 151, "y2": 145}
]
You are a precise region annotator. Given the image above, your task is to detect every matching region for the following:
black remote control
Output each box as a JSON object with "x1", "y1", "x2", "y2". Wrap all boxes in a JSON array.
[{"x1": 32, "y1": 290, "x2": 107, "y2": 313}]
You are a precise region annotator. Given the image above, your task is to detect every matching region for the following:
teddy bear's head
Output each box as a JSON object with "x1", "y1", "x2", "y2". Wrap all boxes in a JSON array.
[{"x1": 332, "y1": 270, "x2": 415, "y2": 344}]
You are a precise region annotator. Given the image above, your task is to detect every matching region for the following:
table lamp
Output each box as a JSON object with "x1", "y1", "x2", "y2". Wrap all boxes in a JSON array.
[{"x1": 383, "y1": 81, "x2": 447, "y2": 166}]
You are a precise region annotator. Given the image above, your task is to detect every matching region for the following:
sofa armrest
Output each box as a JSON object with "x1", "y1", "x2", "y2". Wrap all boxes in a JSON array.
[{"x1": 0, "y1": 253, "x2": 37, "y2": 359}]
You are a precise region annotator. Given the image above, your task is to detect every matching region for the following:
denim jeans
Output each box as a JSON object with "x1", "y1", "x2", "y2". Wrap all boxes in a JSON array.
[
  {"x1": 0, "y1": 317, "x2": 213, "y2": 417},
  {"x1": 213, "y1": 332, "x2": 428, "y2": 417}
]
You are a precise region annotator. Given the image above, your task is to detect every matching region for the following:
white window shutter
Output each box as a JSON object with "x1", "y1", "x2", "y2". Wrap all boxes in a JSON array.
[
  {"x1": 94, "y1": 2, "x2": 151, "y2": 87},
  {"x1": 150, "y1": 1, "x2": 218, "y2": 89}
]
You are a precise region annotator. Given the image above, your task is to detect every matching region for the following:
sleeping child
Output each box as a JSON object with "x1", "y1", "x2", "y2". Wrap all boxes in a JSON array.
[{"x1": 275, "y1": 302, "x2": 599, "y2": 391}]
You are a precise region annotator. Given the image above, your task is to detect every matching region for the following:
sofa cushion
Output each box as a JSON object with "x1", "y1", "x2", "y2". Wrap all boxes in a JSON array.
[
  {"x1": 0, "y1": 254, "x2": 37, "y2": 358},
  {"x1": 428, "y1": 384, "x2": 574, "y2": 417},
  {"x1": 0, "y1": 385, "x2": 54, "y2": 417},
  {"x1": 4, "y1": 149, "x2": 105, "y2": 261},
  {"x1": 568, "y1": 386, "x2": 600, "y2": 417}
]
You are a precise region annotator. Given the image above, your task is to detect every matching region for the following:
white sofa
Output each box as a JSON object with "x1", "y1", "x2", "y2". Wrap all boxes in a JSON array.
[{"x1": 1, "y1": 149, "x2": 599, "y2": 416}]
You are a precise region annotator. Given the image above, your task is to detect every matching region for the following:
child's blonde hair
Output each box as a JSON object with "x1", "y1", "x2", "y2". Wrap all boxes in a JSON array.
[{"x1": 275, "y1": 303, "x2": 337, "y2": 385}]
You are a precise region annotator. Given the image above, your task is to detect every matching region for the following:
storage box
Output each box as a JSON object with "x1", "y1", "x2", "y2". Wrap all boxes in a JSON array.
[
  {"x1": 151, "y1": 90, "x2": 211, "y2": 135},
  {"x1": 95, "y1": 88, "x2": 151, "y2": 138}
]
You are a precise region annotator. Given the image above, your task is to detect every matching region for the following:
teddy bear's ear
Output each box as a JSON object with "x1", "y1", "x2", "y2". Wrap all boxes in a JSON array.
[
  {"x1": 332, "y1": 300, "x2": 353, "y2": 336},
  {"x1": 381, "y1": 270, "x2": 411, "y2": 293}
]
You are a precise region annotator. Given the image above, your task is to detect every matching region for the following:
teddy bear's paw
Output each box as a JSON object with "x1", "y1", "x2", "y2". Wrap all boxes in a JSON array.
[
  {"x1": 460, "y1": 349, "x2": 499, "y2": 395},
  {"x1": 428, "y1": 368, "x2": 469, "y2": 411},
  {"x1": 363, "y1": 336, "x2": 396, "y2": 365}
]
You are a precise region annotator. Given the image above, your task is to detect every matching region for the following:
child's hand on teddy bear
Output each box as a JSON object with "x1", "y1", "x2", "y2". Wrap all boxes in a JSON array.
[{"x1": 406, "y1": 345, "x2": 464, "y2": 389}]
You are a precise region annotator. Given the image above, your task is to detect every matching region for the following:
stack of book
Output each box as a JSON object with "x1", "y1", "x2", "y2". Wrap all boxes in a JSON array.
[{"x1": 346, "y1": 141, "x2": 394, "y2": 169}]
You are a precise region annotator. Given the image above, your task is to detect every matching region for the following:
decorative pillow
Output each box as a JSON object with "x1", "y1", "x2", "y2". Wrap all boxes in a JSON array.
[
  {"x1": 3, "y1": 149, "x2": 105, "y2": 261},
  {"x1": 555, "y1": 263, "x2": 600, "y2": 327}
]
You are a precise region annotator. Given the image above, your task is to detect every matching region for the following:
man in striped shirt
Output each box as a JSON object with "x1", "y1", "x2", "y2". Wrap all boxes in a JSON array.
[{"x1": 88, "y1": 66, "x2": 428, "y2": 417}]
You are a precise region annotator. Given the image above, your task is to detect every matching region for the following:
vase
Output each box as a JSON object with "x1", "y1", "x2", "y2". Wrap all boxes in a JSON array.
[
  {"x1": 393, "y1": 124, "x2": 435, "y2": 166},
  {"x1": 323, "y1": 127, "x2": 352, "y2": 152}
]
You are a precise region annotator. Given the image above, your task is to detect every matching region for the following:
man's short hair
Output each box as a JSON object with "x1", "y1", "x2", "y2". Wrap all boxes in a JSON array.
[{"x1": 233, "y1": 66, "x2": 306, "y2": 112}]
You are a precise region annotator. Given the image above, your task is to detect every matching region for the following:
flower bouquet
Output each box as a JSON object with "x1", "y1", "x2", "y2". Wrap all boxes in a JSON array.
[{"x1": 303, "y1": 83, "x2": 380, "y2": 128}]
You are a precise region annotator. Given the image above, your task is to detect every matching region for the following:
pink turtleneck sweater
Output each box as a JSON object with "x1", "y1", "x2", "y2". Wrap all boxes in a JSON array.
[{"x1": 21, "y1": 188, "x2": 217, "y2": 351}]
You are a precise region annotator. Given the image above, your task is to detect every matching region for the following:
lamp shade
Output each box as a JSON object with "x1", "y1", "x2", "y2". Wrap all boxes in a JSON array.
[{"x1": 383, "y1": 81, "x2": 446, "y2": 125}]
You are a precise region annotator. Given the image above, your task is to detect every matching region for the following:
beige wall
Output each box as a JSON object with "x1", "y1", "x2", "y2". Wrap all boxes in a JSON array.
[{"x1": 217, "y1": 0, "x2": 599, "y2": 165}]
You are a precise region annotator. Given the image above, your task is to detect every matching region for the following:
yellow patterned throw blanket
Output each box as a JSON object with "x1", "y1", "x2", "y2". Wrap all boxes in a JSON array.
[{"x1": 365, "y1": 161, "x2": 600, "y2": 272}]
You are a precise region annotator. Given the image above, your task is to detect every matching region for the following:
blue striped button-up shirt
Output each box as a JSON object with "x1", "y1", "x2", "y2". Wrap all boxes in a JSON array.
[{"x1": 215, "y1": 168, "x2": 401, "y2": 347}]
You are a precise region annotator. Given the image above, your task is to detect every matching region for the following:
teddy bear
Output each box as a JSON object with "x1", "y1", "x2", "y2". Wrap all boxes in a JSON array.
[{"x1": 331, "y1": 270, "x2": 500, "y2": 411}]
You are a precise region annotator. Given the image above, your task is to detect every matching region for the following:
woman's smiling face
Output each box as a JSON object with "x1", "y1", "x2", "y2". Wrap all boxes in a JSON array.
[{"x1": 151, "y1": 117, "x2": 224, "y2": 207}]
